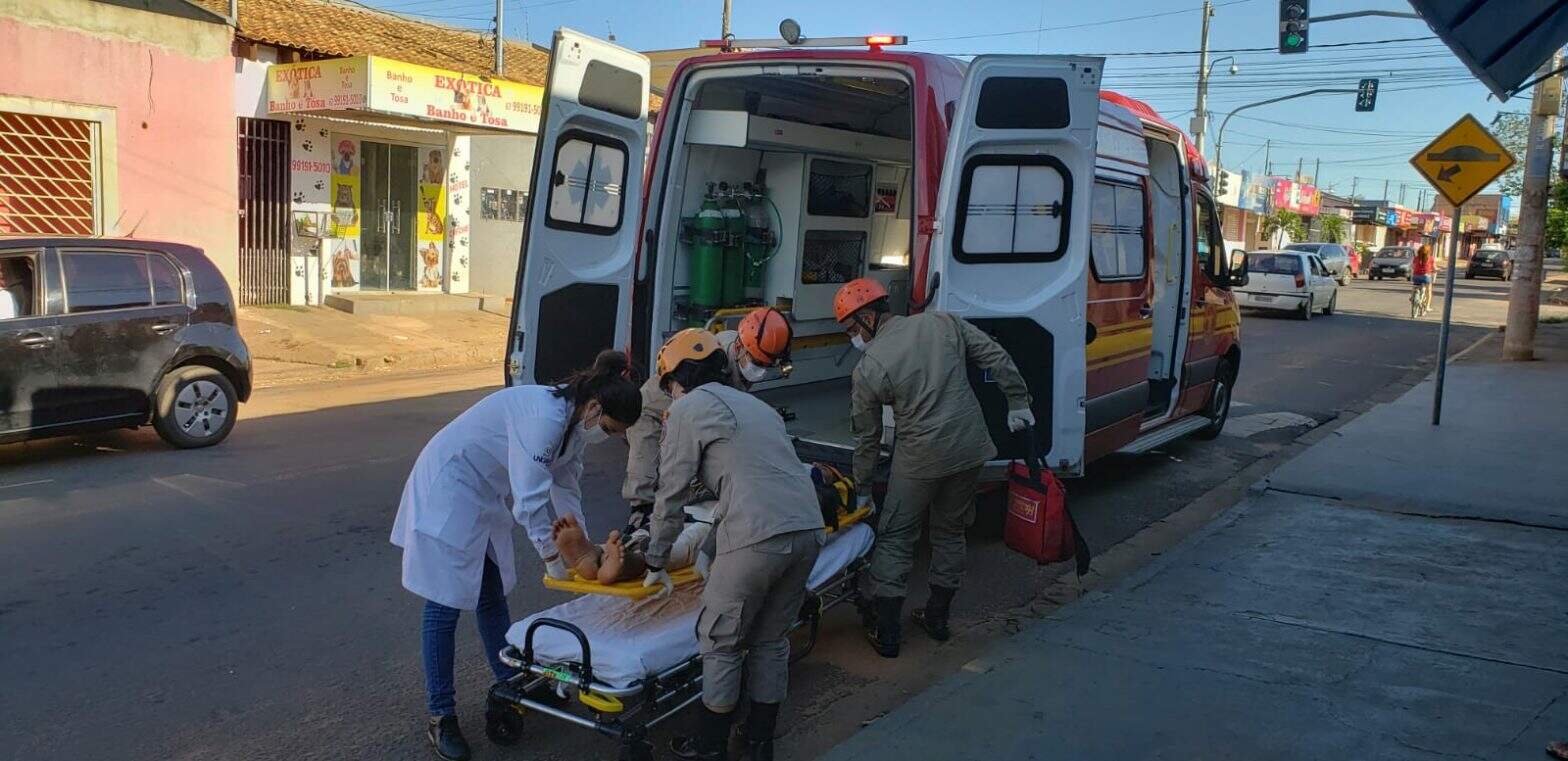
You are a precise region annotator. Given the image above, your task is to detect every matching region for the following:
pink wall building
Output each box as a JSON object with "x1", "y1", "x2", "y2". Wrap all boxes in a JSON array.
[{"x1": 0, "y1": 0, "x2": 238, "y2": 287}]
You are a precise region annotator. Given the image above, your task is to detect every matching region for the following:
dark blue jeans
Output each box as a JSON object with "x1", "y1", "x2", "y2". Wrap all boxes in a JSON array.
[{"x1": 422, "y1": 556, "x2": 519, "y2": 717}]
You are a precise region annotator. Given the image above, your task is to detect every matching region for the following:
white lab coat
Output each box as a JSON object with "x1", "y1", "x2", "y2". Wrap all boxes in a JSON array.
[{"x1": 390, "y1": 385, "x2": 588, "y2": 610}]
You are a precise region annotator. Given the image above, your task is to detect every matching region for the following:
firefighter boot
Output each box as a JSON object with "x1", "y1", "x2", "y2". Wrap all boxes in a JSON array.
[
  {"x1": 863, "y1": 596, "x2": 903, "y2": 658},
  {"x1": 911, "y1": 585, "x2": 956, "y2": 642},
  {"x1": 743, "y1": 701, "x2": 779, "y2": 761},
  {"x1": 671, "y1": 705, "x2": 733, "y2": 761}
]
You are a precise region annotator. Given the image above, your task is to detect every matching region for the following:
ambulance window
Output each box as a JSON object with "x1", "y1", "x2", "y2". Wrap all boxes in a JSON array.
[
  {"x1": 1089, "y1": 179, "x2": 1146, "y2": 281},
  {"x1": 1194, "y1": 194, "x2": 1221, "y2": 274},
  {"x1": 975, "y1": 78, "x2": 1069, "y2": 129},
  {"x1": 580, "y1": 60, "x2": 644, "y2": 120},
  {"x1": 953, "y1": 155, "x2": 1072, "y2": 264},
  {"x1": 546, "y1": 131, "x2": 628, "y2": 234}
]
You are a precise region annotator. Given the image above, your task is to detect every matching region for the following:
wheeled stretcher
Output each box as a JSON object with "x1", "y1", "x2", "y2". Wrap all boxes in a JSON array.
[{"x1": 488, "y1": 522, "x2": 875, "y2": 761}]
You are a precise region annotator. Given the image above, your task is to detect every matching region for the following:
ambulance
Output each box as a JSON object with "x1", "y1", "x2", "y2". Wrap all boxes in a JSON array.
[{"x1": 506, "y1": 26, "x2": 1247, "y2": 477}]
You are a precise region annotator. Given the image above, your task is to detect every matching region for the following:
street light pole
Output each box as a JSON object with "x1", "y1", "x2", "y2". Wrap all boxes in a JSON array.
[
  {"x1": 1212, "y1": 89, "x2": 1357, "y2": 186},
  {"x1": 1192, "y1": 0, "x2": 1215, "y2": 155}
]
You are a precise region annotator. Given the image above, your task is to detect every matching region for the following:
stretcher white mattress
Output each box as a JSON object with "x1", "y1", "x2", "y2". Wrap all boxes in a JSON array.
[{"x1": 506, "y1": 523, "x2": 874, "y2": 689}]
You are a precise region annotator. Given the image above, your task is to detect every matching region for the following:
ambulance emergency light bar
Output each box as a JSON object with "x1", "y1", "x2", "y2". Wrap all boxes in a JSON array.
[{"x1": 700, "y1": 18, "x2": 907, "y2": 51}]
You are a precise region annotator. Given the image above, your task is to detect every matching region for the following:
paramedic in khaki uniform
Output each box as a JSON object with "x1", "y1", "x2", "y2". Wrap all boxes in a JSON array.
[
  {"x1": 621, "y1": 308, "x2": 794, "y2": 530},
  {"x1": 834, "y1": 277, "x2": 1033, "y2": 658},
  {"x1": 640, "y1": 328, "x2": 823, "y2": 761}
]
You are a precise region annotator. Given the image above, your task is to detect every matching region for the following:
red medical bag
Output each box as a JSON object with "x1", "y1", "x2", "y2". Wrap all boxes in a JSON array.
[{"x1": 1004, "y1": 437, "x2": 1091, "y2": 575}]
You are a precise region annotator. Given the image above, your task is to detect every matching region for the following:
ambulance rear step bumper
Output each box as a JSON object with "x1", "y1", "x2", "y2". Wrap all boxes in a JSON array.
[{"x1": 1114, "y1": 415, "x2": 1211, "y2": 456}]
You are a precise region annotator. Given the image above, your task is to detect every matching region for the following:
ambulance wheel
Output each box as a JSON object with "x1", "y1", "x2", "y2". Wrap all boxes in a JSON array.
[
  {"x1": 485, "y1": 700, "x2": 525, "y2": 746},
  {"x1": 1193, "y1": 359, "x2": 1235, "y2": 441},
  {"x1": 619, "y1": 738, "x2": 654, "y2": 761}
]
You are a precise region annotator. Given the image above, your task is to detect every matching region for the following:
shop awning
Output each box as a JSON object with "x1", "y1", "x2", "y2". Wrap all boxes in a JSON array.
[
  {"x1": 267, "y1": 56, "x2": 542, "y2": 134},
  {"x1": 1406, "y1": 0, "x2": 1568, "y2": 101}
]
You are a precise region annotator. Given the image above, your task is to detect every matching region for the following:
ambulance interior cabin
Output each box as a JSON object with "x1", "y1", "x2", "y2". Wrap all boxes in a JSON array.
[{"x1": 653, "y1": 67, "x2": 914, "y2": 452}]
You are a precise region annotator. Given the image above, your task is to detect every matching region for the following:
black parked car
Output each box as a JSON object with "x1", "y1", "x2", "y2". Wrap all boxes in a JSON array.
[
  {"x1": 0, "y1": 239, "x2": 251, "y2": 448},
  {"x1": 1465, "y1": 248, "x2": 1514, "y2": 281}
]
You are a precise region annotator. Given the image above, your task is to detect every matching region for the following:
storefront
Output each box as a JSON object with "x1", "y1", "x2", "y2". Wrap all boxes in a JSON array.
[{"x1": 255, "y1": 55, "x2": 541, "y2": 304}]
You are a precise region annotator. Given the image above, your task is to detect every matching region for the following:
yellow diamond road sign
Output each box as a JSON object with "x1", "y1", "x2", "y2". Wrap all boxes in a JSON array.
[{"x1": 1410, "y1": 114, "x2": 1516, "y2": 208}]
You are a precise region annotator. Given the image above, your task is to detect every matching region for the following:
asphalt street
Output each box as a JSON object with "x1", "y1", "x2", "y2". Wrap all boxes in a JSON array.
[{"x1": 0, "y1": 272, "x2": 1502, "y2": 761}]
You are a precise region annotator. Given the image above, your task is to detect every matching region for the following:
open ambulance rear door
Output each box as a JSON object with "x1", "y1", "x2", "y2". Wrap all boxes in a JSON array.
[
  {"x1": 507, "y1": 29, "x2": 650, "y2": 386},
  {"x1": 930, "y1": 55, "x2": 1103, "y2": 476}
]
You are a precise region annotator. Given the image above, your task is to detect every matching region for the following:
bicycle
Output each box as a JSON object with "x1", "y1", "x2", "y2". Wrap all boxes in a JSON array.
[{"x1": 1410, "y1": 278, "x2": 1432, "y2": 318}]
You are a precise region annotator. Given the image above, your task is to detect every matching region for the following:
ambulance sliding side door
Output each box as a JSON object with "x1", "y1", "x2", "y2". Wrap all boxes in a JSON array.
[
  {"x1": 930, "y1": 55, "x2": 1103, "y2": 475},
  {"x1": 507, "y1": 29, "x2": 650, "y2": 386}
]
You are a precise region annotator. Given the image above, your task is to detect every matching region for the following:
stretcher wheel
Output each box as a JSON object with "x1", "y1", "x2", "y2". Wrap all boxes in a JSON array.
[
  {"x1": 618, "y1": 738, "x2": 654, "y2": 761},
  {"x1": 484, "y1": 700, "x2": 525, "y2": 747}
]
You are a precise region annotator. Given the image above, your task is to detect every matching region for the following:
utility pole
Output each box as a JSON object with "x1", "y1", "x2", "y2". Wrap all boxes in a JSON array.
[
  {"x1": 1264, "y1": 140, "x2": 1271, "y2": 176},
  {"x1": 1312, "y1": 157, "x2": 1320, "y2": 186},
  {"x1": 1192, "y1": 0, "x2": 1215, "y2": 155},
  {"x1": 1295, "y1": 157, "x2": 1303, "y2": 182},
  {"x1": 1382, "y1": 178, "x2": 1390, "y2": 203},
  {"x1": 1504, "y1": 52, "x2": 1564, "y2": 361},
  {"x1": 722, "y1": 0, "x2": 733, "y2": 38},
  {"x1": 493, "y1": 0, "x2": 504, "y2": 75},
  {"x1": 1350, "y1": 176, "x2": 1358, "y2": 202}
]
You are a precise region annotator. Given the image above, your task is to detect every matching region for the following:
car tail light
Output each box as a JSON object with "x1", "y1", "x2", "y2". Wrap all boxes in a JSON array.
[{"x1": 1294, "y1": 273, "x2": 1305, "y2": 288}]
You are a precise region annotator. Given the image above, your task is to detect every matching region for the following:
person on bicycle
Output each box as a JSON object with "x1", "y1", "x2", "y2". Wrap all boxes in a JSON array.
[{"x1": 1411, "y1": 244, "x2": 1435, "y2": 315}]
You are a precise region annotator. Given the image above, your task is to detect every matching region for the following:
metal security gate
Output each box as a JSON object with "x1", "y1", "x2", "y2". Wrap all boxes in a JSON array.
[
  {"x1": 0, "y1": 111, "x2": 98, "y2": 235},
  {"x1": 237, "y1": 117, "x2": 291, "y2": 306}
]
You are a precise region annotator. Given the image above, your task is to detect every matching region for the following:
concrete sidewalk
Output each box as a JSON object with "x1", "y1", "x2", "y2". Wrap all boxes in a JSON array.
[
  {"x1": 822, "y1": 327, "x2": 1568, "y2": 760},
  {"x1": 239, "y1": 304, "x2": 509, "y2": 388}
]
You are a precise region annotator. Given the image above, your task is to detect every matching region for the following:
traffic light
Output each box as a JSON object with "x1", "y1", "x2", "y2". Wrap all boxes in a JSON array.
[
  {"x1": 1218, "y1": 170, "x2": 1231, "y2": 196},
  {"x1": 1279, "y1": 1, "x2": 1309, "y2": 54}
]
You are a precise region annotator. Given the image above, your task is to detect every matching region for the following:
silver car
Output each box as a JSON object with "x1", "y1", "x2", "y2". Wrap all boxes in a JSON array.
[{"x1": 1285, "y1": 242, "x2": 1352, "y2": 285}]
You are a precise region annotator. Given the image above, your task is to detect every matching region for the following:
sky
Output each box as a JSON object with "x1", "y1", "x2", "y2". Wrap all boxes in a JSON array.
[{"x1": 355, "y1": 0, "x2": 1524, "y2": 209}]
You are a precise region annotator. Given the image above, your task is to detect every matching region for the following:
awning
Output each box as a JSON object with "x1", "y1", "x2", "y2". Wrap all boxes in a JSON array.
[
  {"x1": 267, "y1": 56, "x2": 542, "y2": 134},
  {"x1": 1405, "y1": 0, "x2": 1568, "y2": 100}
]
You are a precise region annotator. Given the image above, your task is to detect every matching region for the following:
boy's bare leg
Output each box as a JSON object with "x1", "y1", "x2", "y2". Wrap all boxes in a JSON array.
[
  {"x1": 552, "y1": 515, "x2": 601, "y2": 579},
  {"x1": 597, "y1": 530, "x2": 648, "y2": 584}
]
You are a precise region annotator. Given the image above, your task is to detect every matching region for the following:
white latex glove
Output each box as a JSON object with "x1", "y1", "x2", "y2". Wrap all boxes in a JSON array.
[
  {"x1": 643, "y1": 568, "x2": 673, "y2": 598},
  {"x1": 695, "y1": 551, "x2": 713, "y2": 580},
  {"x1": 1007, "y1": 407, "x2": 1036, "y2": 433},
  {"x1": 856, "y1": 494, "x2": 873, "y2": 513},
  {"x1": 544, "y1": 554, "x2": 570, "y2": 581}
]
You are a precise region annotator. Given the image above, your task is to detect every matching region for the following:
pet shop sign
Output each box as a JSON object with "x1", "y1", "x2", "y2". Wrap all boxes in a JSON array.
[{"x1": 268, "y1": 56, "x2": 542, "y2": 134}]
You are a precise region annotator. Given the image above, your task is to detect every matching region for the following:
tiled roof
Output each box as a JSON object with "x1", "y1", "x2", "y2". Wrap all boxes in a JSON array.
[
  {"x1": 189, "y1": 0, "x2": 661, "y2": 110},
  {"x1": 192, "y1": 0, "x2": 549, "y2": 85}
]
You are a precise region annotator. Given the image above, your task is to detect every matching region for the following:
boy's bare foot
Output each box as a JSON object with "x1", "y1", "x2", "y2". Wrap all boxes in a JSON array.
[
  {"x1": 597, "y1": 530, "x2": 648, "y2": 584},
  {"x1": 552, "y1": 515, "x2": 599, "y2": 578}
]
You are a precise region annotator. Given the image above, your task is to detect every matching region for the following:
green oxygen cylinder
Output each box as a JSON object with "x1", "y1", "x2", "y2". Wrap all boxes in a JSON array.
[
  {"x1": 719, "y1": 182, "x2": 747, "y2": 305},
  {"x1": 742, "y1": 181, "x2": 773, "y2": 300},
  {"x1": 688, "y1": 185, "x2": 725, "y2": 310}
]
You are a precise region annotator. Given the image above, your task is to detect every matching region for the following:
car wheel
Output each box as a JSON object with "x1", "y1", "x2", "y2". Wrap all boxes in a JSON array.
[
  {"x1": 1323, "y1": 291, "x2": 1336, "y2": 315},
  {"x1": 1193, "y1": 358, "x2": 1236, "y2": 441},
  {"x1": 1465, "y1": 271, "x2": 1474, "y2": 279},
  {"x1": 1301, "y1": 295, "x2": 1313, "y2": 321},
  {"x1": 152, "y1": 366, "x2": 238, "y2": 449}
]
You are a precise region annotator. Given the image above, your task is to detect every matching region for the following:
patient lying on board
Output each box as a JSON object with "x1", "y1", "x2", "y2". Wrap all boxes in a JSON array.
[{"x1": 551, "y1": 513, "x2": 713, "y2": 584}]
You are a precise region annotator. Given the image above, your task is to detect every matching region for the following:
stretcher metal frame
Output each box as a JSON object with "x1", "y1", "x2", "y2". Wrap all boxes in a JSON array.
[{"x1": 490, "y1": 555, "x2": 868, "y2": 761}]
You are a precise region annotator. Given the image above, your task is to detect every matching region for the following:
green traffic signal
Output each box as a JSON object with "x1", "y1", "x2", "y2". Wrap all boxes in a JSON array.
[{"x1": 1285, "y1": 32, "x2": 1302, "y2": 47}]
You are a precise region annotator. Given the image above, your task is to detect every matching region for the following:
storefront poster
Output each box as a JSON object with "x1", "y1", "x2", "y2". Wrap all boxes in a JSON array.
[
  {"x1": 874, "y1": 183, "x2": 899, "y2": 214},
  {"x1": 1270, "y1": 178, "x2": 1321, "y2": 216},
  {"x1": 418, "y1": 148, "x2": 447, "y2": 243},
  {"x1": 268, "y1": 58, "x2": 367, "y2": 113},
  {"x1": 329, "y1": 137, "x2": 361, "y2": 238},
  {"x1": 330, "y1": 238, "x2": 360, "y2": 288}
]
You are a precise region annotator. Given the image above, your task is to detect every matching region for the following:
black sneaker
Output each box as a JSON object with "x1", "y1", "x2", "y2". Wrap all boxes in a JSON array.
[{"x1": 427, "y1": 715, "x2": 472, "y2": 761}]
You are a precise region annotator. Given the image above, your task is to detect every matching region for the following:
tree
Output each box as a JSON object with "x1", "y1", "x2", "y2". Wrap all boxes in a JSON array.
[
  {"x1": 1319, "y1": 214, "x2": 1346, "y2": 243},
  {"x1": 1546, "y1": 180, "x2": 1568, "y2": 251},
  {"x1": 1262, "y1": 209, "x2": 1306, "y2": 247},
  {"x1": 1491, "y1": 112, "x2": 1562, "y2": 197}
]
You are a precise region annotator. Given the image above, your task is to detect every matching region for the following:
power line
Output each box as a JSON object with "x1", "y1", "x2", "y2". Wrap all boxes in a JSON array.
[
  {"x1": 914, "y1": 0, "x2": 1260, "y2": 43},
  {"x1": 932, "y1": 35, "x2": 1439, "y2": 58}
]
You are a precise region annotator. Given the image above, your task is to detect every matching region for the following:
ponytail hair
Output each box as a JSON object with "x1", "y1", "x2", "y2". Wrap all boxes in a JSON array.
[{"x1": 552, "y1": 349, "x2": 642, "y2": 426}]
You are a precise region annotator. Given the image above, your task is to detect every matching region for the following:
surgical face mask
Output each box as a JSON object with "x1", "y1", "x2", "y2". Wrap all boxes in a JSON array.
[
  {"x1": 738, "y1": 358, "x2": 769, "y2": 384},
  {"x1": 850, "y1": 334, "x2": 868, "y2": 351},
  {"x1": 580, "y1": 419, "x2": 611, "y2": 445}
]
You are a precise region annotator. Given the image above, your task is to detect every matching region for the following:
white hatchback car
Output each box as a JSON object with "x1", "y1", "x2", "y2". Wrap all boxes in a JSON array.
[{"x1": 1235, "y1": 250, "x2": 1339, "y2": 320}]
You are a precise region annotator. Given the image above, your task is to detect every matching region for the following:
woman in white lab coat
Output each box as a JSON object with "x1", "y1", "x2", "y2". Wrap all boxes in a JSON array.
[{"x1": 391, "y1": 350, "x2": 641, "y2": 761}]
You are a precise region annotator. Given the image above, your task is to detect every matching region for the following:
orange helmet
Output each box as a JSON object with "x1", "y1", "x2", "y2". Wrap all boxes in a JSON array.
[
  {"x1": 833, "y1": 278, "x2": 889, "y2": 323},
  {"x1": 737, "y1": 307, "x2": 793, "y2": 367},
  {"x1": 656, "y1": 328, "x2": 722, "y2": 381}
]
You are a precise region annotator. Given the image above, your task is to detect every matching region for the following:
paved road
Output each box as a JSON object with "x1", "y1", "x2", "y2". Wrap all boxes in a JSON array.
[{"x1": 0, "y1": 274, "x2": 1503, "y2": 760}]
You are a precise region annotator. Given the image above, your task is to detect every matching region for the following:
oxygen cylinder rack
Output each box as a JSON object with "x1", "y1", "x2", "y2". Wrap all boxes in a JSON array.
[{"x1": 677, "y1": 172, "x2": 779, "y2": 327}]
